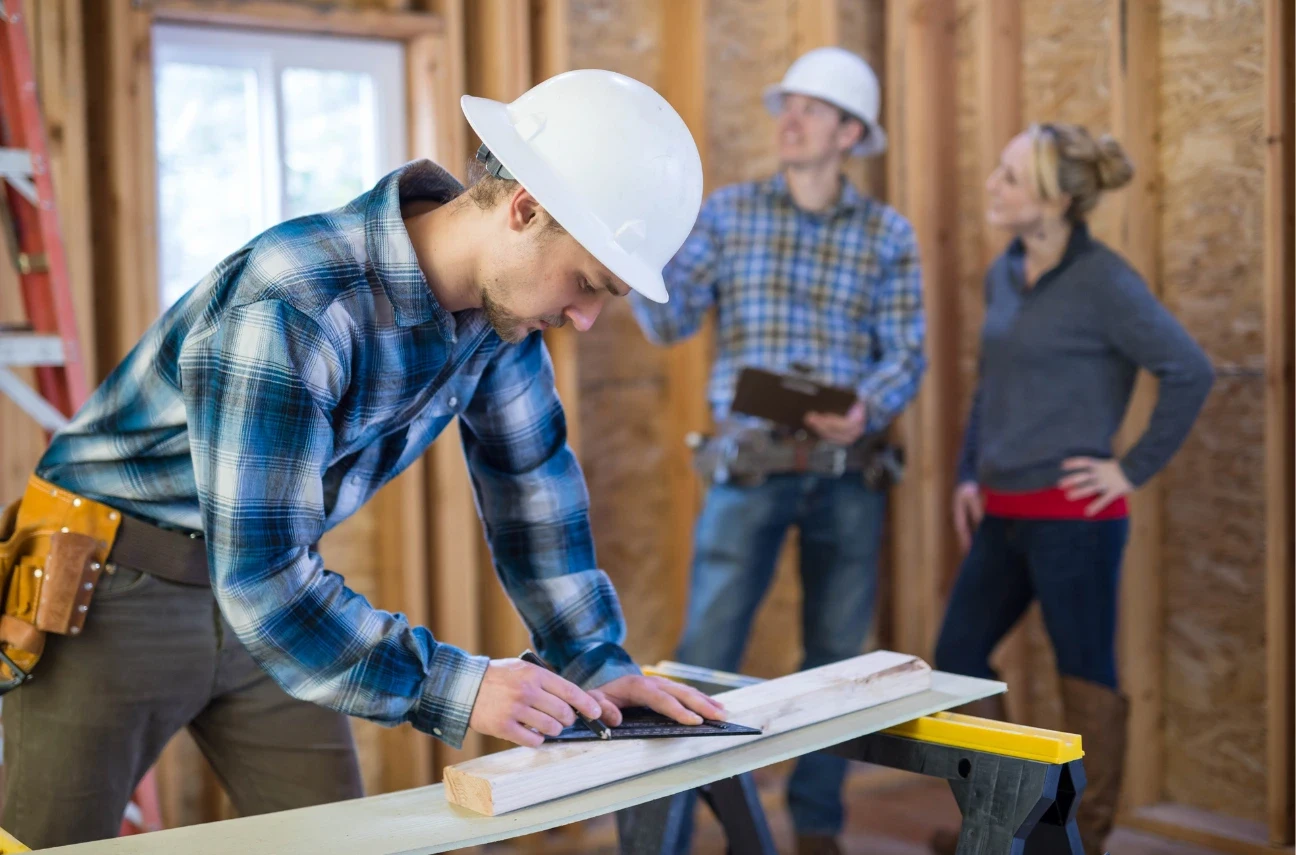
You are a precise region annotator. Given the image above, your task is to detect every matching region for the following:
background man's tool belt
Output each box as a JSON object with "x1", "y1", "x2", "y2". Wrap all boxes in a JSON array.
[
  {"x1": 0, "y1": 476, "x2": 209, "y2": 693},
  {"x1": 686, "y1": 424, "x2": 905, "y2": 490}
]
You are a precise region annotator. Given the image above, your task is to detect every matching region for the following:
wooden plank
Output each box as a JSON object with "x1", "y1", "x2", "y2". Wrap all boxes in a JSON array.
[
  {"x1": 792, "y1": 0, "x2": 838, "y2": 52},
  {"x1": 975, "y1": 0, "x2": 1028, "y2": 723},
  {"x1": 416, "y1": 0, "x2": 468, "y2": 177},
  {"x1": 531, "y1": 0, "x2": 581, "y2": 457},
  {"x1": 41, "y1": 670, "x2": 1000, "y2": 855},
  {"x1": 461, "y1": 0, "x2": 535, "y2": 670},
  {"x1": 444, "y1": 650, "x2": 932, "y2": 815},
  {"x1": 1108, "y1": 0, "x2": 1164, "y2": 810},
  {"x1": 84, "y1": 1, "x2": 158, "y2": 370},
  {"x1": 658, "y1": 0, "x2": 712, "y2": 661},
  {"x1": 1264, "y1": 0, "x2": 1296, "y2": 843},
  {"x1": 149, "y1": 0, "x2": 442, "y2": 38},
  {"x1": 887, "y1": 0, "x2": 959, "y2": 660},
  {"x1": 1125, "y1": 804, "x2": 1284, "y2": 855},
  {"x1": 427, "y1": 429, "x2": 485, "y2": 767},
  {"x1": 374, "y1": 462, "x2": 434, "y2": 791}
]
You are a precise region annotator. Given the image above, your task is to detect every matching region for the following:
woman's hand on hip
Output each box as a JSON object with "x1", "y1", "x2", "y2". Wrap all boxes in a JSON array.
[{"x1": 1058, "y1": 457, "x2": 1133, "y2": 516}]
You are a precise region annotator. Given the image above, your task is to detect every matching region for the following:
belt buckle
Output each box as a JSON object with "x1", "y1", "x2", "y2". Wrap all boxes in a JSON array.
[{"x1": 830, "y1": 447, "x2": 847, "y2": 477}]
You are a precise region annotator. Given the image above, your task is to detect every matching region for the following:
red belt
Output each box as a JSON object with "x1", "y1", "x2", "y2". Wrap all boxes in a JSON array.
[{"x1": 982, "y1": 487, "x2": 1128, "y2": 520}]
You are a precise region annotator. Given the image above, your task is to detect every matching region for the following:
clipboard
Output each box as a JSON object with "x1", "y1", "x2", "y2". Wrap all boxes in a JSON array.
[{"x1": 730, "y1": 367, "x2": 857, "y2": 430}]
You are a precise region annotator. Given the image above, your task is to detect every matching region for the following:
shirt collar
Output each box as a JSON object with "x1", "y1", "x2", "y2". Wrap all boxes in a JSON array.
[
  {"x1": 364, "y1": 159, "x2": 465, "y2": 332},
  {"x1": 1007, "y1": 220, "x2": 1094, "y2": 274},
  {"x1": 766, "y1": 171, "x2": 863, "y2": 217}
]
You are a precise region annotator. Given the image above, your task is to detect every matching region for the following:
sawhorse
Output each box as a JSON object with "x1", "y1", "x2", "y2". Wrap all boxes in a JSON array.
[{"x1": 623, "y1": 667, "x2": 1090, "y2": 855}]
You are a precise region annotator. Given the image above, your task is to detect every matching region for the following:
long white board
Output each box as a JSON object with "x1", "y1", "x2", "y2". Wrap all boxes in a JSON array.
[{"x1": 44, "y1": 670, "x2": 1004, "y2": 855}]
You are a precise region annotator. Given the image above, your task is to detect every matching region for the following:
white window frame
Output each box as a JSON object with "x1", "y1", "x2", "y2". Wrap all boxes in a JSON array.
[{"x1": 151, "y1": 23, "x2": 407, "y2": 305}]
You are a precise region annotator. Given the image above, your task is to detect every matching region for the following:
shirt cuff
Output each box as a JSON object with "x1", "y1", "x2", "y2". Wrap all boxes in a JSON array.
[
  {"x1": 410, "y1": 644, "x2": 490, "y2": 749},
  {"x1": 561, "y1": 642, "x2": 641, "y2": 690}
]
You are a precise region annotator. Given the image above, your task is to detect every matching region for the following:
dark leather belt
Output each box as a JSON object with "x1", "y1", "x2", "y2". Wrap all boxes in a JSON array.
[{"x1": 107, "y1": 512, "x2": 210, "y2": 587}]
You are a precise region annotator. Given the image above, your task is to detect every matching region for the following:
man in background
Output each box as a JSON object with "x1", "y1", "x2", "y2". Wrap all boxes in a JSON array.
[{"x1": 630, "y1": 47, "x2": 926, "y2": 855}]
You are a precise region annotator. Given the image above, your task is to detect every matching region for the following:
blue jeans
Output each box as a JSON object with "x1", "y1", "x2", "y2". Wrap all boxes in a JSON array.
[
  {"x1": 671, "y1": 475, "x2": 884, "y2": 845},
  {"x1": 934, "y1": 515, "x2": 1129, "y2": 690}
]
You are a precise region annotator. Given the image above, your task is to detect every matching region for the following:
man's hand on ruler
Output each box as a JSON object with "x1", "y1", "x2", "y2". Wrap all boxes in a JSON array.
[
  {"x1": 468, "y1": 658, "x2": 605, "y2": 748},
  {"x1": 589, "y1": 674, "x2": 727, "y2": 728}
]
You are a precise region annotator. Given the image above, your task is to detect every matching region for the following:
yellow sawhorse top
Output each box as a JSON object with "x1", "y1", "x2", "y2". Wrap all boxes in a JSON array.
[
  {"x1": 647, "y1": 660, "x2": 1084, "y2": 766},
  {"x1": 0, "y1": 825, "x2": 29, "y2": 853}
]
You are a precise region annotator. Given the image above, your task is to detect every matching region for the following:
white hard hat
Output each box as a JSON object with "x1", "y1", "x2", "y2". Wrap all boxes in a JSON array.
[
  {"x1": 461, "y1": 69, "x2": 703, "y2": 304},
  {"x1": 762, "y1": 47, "x2": 887, "y2": 158}
]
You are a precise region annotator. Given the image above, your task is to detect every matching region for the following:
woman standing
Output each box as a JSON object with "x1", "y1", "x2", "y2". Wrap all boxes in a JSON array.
[{"x1": 932, "y1": 124, "x2": 1214, "y2": 855}]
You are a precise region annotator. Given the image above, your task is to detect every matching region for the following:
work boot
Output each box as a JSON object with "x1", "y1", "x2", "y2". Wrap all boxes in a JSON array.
[
  {"x1": 796, "y1": 833, "x2": 843, "y2": 855},
  {"x1": 927, "y1": 693, "x2": 1008, "y2": 853},
  {"x1": 1061, "y1": 676, "x2": 1128, "y2": 855}
]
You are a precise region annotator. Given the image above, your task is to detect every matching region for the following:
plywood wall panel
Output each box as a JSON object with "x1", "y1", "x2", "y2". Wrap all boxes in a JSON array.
[{"x1": 1157, "y1": 0, "x2": 1268, "y2": 822}]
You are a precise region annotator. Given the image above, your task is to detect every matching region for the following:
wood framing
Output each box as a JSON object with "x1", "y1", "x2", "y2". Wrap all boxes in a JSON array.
[
  {"x1": 1263, "y1": 0, "x2": 1295, "y2": 843},
  {"x1": 886, "y1": 0, "x2": 959, "y2": 659},
  {"x1": 974, "y1": 0, "x2": 1029, "y2": 723},
  {"x1": 444, "y1": 651, "x2": 932, "y2": 815},
  {"x1": 463, "y1": 0, "x2": 535, "y2": 668},
  {"x1": 531, "y1": 0, "x2": 581, "y2": 455},
  {"x1": 658, "y1": 0, "x2": 712, "y2": 654},
  {"x1": 1109, "y1": 0, "x2": 1164, "y2": 812},
  {"x1": 83, "y1": 1, "x2": 158, "y2": 371}
]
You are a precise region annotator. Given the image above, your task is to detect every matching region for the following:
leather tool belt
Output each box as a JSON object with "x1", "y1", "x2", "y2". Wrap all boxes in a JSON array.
[
  {"x1": 686, "y1": 424, "x2": 905, "y2": 490},
  {"x1": 0, "y1": 475, "x2": 209, "y2": 693}
]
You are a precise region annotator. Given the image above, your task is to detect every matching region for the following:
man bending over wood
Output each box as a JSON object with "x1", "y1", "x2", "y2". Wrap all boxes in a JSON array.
[{"x1": 0, "y1": 70, "x2": 721, "y2": 848}]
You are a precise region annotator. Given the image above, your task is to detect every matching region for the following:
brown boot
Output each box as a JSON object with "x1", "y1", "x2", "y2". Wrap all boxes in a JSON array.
[
  {"x1": 796, "y1": 833, "x2": 842, "y2": 855},
  {"x1": 1061, "y1": 676, "x2": 1128, "y2": 855}
]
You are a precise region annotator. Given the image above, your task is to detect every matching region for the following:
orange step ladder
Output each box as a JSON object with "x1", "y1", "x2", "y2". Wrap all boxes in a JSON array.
[{"x1": 0, "y1": 0, "x2": 162, "y2": 837}]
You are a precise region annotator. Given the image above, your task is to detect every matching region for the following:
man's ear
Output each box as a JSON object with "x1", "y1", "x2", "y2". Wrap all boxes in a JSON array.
[
  {"x1": 506, "y1": 187, "x2": 544, "y2": 233},
  {"x1": 837, "y1": 117, "x2": 865, "y2": 153}
]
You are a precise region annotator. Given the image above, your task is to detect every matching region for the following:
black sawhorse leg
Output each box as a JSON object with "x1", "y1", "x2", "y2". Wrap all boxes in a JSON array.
[
  {"x1": 615, "y1": 736, "x2": 1088, "y2": 855},
  {"x1": 832, "y1": 733, "x2": 1088, "y2": 854},
  {"x1": 616, "y1": 772, "x2": 777, "y2": 855}
]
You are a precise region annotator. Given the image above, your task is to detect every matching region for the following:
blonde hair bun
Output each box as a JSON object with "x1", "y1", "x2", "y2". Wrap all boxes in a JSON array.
[{"x1": 1095, "y1": 134, "x2": 1134, "y2": 190}]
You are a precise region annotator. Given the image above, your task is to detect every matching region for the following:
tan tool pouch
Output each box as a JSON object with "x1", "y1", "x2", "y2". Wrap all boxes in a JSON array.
[{"x1": 0, "y1": 475, "x2": 122, "y2": 690}]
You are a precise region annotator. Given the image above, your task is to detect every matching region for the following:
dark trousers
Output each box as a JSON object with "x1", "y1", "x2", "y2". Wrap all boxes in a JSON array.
[
  {"x1": 2, "y1": 564, "x2": 363, "y2": 849},
  {"x1": 934, "y1": 515, "x2": 1129, "y2": 689}
]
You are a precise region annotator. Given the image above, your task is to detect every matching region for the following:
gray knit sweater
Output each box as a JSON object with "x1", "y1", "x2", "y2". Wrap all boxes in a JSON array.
[{"x1": 957, "y1": 224, "x2": 1214, "y2": 491}]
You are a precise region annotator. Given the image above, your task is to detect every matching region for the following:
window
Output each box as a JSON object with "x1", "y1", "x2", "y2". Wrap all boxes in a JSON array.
[{"x1": 152, "y1": 24, "x2": 407, "y2": 309}]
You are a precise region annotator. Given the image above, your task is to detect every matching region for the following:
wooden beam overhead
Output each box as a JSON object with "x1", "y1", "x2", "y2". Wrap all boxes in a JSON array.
[
  {"x1": 1263, "y1": 0, "x2": 1295, "y2": 843},
  {"x1": 149, "y1": 0, "x2": 443, "y2": 37},
  {"x1": 1109, "y1": 0, "x2": 1165, "y2": 812}
]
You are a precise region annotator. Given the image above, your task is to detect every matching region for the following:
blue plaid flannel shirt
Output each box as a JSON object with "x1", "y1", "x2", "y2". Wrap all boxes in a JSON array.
[
  {"x1": 36, "y1": 160, "x2": 638, "y2": 748},
  {"x1": 631, "y1": 173, "x2": 926, "y2": 432}
]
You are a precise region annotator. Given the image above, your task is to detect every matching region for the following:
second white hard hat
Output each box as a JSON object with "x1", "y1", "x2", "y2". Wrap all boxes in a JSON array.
[
  {"x1": 762, "y1": 47, "x2": 887, "y2": 158},
  {"x1": 461, "y1": 69, "x2": 704, "y2": 304}
]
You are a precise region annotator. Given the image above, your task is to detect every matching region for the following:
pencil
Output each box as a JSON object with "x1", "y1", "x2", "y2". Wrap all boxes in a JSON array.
[{"x1": 519, "y1": 649, "x2": 612, "y2": 740}]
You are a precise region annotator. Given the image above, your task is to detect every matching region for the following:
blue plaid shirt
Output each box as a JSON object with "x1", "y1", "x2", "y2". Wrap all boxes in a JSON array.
[
  {"x1": 37, "y1": 161, "x2": 638, "y2": 749},
  {"x1": 631, "y1": 173, "x2": 926, "y2": 432}
]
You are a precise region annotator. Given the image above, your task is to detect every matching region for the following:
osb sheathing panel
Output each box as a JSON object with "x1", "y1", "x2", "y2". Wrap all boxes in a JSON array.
[
  {"x1": 1158, "y1": 0, "x2": 1267, "y2": 821},
  {"x1": 710, "y1": 0, "x2": 806, "y2": 681},
  {"x1": 1021, "y1": 0, "x2": 1119, "y2": 248},
  {"x1": 569, "y1": 0, "x2": 678, "y2": 664}
]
